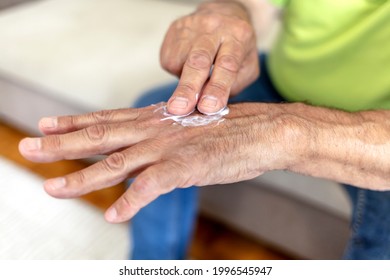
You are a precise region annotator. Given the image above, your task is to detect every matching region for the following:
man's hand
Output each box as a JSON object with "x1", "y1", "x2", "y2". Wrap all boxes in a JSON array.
[
  {"x1": 18, "y1": 99, "x2": 390, "y2": 223},
  {"x1": 161, "y1": 1, "x2": 259, "y2": 115},
  {"x1": 18, "y1": 103, "x2": 291, "y2": 223}
]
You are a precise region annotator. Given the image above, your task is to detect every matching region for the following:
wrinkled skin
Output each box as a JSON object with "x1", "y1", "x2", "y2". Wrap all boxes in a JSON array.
[{"x1": 19, "y1": 103, "x2": 290, "y2": 223}]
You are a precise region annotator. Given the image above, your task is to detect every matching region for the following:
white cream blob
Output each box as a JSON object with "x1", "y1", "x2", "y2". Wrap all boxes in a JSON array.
[{"x1": 153, "y1": 103, "x2": 229, "y2": 127}]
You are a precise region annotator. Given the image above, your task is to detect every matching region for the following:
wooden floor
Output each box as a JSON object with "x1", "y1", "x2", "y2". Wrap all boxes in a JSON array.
[{"x1": 0, "y1": 120, "x2": 291, "y2": 260}]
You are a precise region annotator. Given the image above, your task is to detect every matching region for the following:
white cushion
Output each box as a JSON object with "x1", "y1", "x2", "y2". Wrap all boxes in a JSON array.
[
  {"x1": 0, "y1": 0, "x2": 196, "y2": 110},
  {"x1": 0, "y1": 156, "x2": 129, "y2": 259}
]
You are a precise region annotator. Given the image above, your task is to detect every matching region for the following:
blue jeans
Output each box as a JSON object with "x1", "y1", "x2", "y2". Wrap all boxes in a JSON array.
[
  {"x1": 131, "y1": 55, "x2": 390, "y2": 259},
  {"x1": 343, "y1": 185, "x2": 390, "y2": 259}
]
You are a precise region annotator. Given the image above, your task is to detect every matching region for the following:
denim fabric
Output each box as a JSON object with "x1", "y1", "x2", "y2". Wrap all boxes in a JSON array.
[
  {"x1": 130, "y1": 54, "x2": 390, "y2": 259},
  {"x1": 343, "y1": 185, "x2": 390, "y2": 259}
]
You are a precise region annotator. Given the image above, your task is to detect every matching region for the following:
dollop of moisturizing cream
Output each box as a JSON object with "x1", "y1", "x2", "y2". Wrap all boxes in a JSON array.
[{"x1": 153, "y1": 103, "x2": 229, "y2": 127}]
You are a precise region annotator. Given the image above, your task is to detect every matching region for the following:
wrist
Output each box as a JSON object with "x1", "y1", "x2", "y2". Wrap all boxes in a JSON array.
[
  {"x1": 282, "y1": 104, "x2": 313, "y2": 171},
  {"x1": 258, "y1": 102, "x2": 312, "y2": 172},
  {"x1": 231, "y1": 102, "x2": 309, "y2": 173}
]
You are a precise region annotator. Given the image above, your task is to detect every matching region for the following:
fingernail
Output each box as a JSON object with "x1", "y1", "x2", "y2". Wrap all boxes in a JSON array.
[
  {"x1": 22, "y1": 138, "x2": 41, "y2": 151},
  {"x1": 200, "y1": 96, "x2": 218, "y2": 108},
  {"x1": 170, "y1": 97, "x2": 188, "y2": 109},
  {"x1": 46, "y1": 177, "x2": 66, "y2": 190},
  {"x1": 105, "y1": 207, "x2": 118, "y2": 222},
  {"x1": 40, "y1": 117, "x2": 57, "y2": 129}
]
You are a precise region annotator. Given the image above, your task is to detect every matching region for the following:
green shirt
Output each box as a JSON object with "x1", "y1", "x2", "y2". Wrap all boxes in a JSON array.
[{"x1": 268, "y1": 0, "x2": 390, "y2": 111}]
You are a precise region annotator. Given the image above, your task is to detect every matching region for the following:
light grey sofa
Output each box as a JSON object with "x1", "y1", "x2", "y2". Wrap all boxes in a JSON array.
[{"x1": 0, "y1": 0, "x2": 351, "y2": 259}]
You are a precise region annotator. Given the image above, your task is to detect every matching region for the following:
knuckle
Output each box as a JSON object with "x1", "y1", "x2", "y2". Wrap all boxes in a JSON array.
[
  {"x1": 121, "y1": 194, "x2": 133, "y2": 211},
  {"x1": 84, "y1": 125, "x2": 109, "y2": 145},
  {"x1": 233, "y1": 20, "x2": 254, "y2": 41},
  {"x1": 67, "y1": 115, "x2": 78, "y2": 130},
  {"x1": 217, "y1": 54, "x2": 241, "y2": 73},
  {"x1": 172, "y1": 17, "x2": 185, "y2": 30},
  {"x1": 91, "y1": 110, "x2": 114, "y2": 123},
  {"x1": 186, "y1": 50, "x2": 212, "y2": 70},
  {"x1": 103, "y1": 152, "x2": 127, "y2": 173},
  {"x1": 45, "y1": 135, "x2": 62, "y2": 151},
  {"x1": 208, "y1": 80, "x2": 229, "y2": 94},
  {"x1": 199, "y1": 13, "x2": 221, "y2": 31},
  {"x1": 132, "y1": 108, "x2": 142, "y2": 123},
  {"x1": 132, "y1": 174, "x2": 158, "y2": 195},
  {"x1": 167, "y1": 161, "x2": 191, "y2": 189},
  {"x1": 75, "y1": 170, "x2": 88, "y2": 186},
  {"x1": 176, "y1": 82, "x2": 197, "y2": 95},
  {"x1": 172, "y1": 17, "x2": 192, "y2": 39}
]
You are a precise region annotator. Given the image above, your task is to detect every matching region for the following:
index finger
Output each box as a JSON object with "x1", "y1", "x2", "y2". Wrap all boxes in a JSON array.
[
  {"x1": 197, "y1": 40, "x2": 245, "y2": 114},
  {"x1": 167, "y1": 35, "x2": 219, "y2": 115}
]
